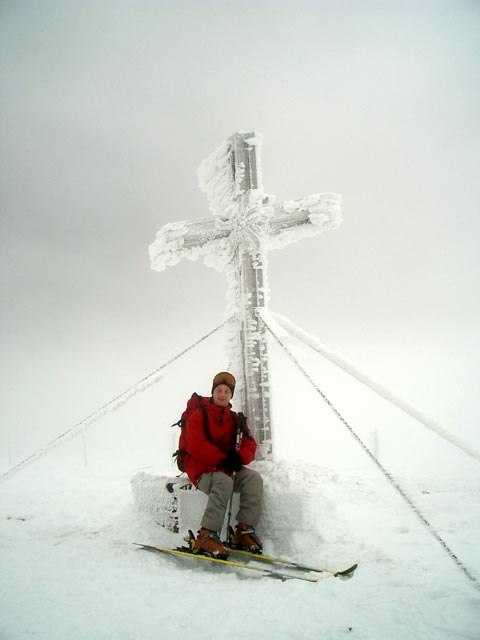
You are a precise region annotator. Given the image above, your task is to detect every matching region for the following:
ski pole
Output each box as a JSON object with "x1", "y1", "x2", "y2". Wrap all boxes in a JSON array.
[
  {"x1": 225, "y1": 471, "x2": 236, "y2": 543},
  {"x1": 225, "y1": 423, "x2": 243, "y2": 543}
]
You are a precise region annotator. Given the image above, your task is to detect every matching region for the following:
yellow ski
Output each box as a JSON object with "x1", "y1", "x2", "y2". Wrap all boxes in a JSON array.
[
  {"x1": 133, "y1": 543, "x2": 318, "y2": 582},
  {"x1": 228, "y1": 547, "x2": 358, "y2": 578}
]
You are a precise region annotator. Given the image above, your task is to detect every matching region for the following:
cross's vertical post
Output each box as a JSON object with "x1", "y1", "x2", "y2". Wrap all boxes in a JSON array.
[{"x1": 230, "y1": 133, "x2": 272, "y2": 459}]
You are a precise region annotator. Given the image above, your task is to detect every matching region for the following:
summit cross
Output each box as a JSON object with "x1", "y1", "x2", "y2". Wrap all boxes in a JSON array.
[{"x1": 149, "y1": 132, "x2": 342, "y2": 460}]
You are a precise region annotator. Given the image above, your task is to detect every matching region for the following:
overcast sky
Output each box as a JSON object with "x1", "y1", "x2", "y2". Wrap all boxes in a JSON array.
[{"x1": 1, "y1": 0, "x2": 479, "y2": 464}]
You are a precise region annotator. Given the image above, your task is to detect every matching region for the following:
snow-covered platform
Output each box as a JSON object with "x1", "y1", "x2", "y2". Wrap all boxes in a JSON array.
[{"x1": 131, "y1": 462, "x2": 323, "y2": 552}]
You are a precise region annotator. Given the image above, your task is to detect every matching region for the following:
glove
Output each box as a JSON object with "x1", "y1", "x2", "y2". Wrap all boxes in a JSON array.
[{"x1": 222, "y1": 451, "x2": 242, "y2": 472}]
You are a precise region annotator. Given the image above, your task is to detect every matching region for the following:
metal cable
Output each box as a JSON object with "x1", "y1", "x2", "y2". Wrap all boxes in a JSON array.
[
  {"x1": 270, "y1": 311, "x2": 480, "y2": 464},
  {"x1": 261, "y1": 313, "x2": 480, "y2": 593},
  {"x1": 0, "y1": 318, "x2": 233, "y2": 484}
]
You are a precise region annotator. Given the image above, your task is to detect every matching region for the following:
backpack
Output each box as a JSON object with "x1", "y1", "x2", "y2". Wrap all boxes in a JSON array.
[
  {"x1": 171, "y1": 393, "x2": 251, "y2": 472},
  {"x1": 171, "y1": 393, "x2": 211, "y2": 472}
]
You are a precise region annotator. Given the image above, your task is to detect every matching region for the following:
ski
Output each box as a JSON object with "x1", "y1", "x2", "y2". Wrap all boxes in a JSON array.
[
  {"x1": 227, "y1": 547, "x2": 358, "y2": 578},
  {"x1": 185, "y1": 530, "x2": 357, "y2": 578},
  {"x1": 133, "y1": 543, "x2": 318, "y2": 582}
]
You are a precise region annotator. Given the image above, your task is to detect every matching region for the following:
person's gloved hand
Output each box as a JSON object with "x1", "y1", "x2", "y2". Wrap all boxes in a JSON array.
[{"x1": 222, "y1": 451, "x2": 242, "y2": 472}]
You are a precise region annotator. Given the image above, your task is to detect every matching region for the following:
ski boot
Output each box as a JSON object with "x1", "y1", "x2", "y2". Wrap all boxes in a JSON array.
[
  {"x1": 230, "y1": 523, "x2": 263, "y2": 554},
  {"x1": 193, "y1": 528, "x2": 229, "y2": 559}
]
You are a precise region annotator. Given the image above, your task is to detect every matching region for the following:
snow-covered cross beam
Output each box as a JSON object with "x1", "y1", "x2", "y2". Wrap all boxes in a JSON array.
[{"x1": 149, "y1": 132, "x2": 342, "y2": 459}]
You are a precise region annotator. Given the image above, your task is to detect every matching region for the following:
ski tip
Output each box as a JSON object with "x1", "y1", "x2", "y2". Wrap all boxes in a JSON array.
[{"x1": 334, "y1": 563, "x2": 358, "y2": 578}]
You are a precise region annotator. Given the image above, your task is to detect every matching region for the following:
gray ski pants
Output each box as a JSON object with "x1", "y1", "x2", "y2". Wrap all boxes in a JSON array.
[{"x1": 196, "y1": 467, "x2": 263, "y2": 533}]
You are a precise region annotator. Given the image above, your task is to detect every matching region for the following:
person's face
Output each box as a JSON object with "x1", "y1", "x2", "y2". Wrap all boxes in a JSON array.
[{"x1": 212, "y1": 384, "x2": 232, "y2": 407}]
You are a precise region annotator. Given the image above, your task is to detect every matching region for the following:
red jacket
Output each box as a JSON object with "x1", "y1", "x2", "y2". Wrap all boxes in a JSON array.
[{"x1": 184, "y1": 399, "x2": 257, "y2": 486}]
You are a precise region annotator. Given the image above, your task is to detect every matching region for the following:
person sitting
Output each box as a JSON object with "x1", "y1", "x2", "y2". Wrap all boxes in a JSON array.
[{"x1": 183, "y1": 371, "x2": 263, "y2": 558}]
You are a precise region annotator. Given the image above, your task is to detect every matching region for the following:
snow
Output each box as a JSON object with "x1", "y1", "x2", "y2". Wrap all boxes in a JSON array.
[
  {"x1": 3, "y1": 253, "x2": 480, "y2": 638},
  {"x1": 1, "y1": 459, "x2": 479, "y2": 639},
  {"x1": 1, "y1": 381, "x2": 480, "y2": 639},
  {"x1": 2, "y1": 128, "x2": 479, "y2": 637},
  {"x1": 1, "y1": 279, "x2": 480, "y2": 640}
]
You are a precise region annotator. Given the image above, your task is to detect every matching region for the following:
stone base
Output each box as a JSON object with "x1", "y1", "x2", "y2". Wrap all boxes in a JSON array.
[
  {"x1": 131, "y1": 472, "x2": 213, "y2": 534},
  {"x1": 131, "y1": 464, "x2": 316, "y2": 551}
]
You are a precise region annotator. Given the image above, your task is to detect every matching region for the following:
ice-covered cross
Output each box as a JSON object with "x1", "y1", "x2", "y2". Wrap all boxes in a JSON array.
[{"x1": 149, "y1": 132, "x2": 342, "y2": 460}]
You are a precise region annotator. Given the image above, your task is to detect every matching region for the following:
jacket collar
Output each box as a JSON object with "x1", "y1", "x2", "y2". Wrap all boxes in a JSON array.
[{"x1": 208, "y1": 397, "x2": 232, "y2": 420}]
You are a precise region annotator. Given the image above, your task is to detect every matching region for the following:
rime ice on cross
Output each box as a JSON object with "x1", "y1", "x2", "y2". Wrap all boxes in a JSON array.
[{"x1": 149, "y1": 132, "x2": 342, "y2": 460}]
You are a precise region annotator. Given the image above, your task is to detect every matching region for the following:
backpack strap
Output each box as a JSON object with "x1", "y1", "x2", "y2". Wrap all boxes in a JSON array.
[{"x1": 198, "y1": 403, "x2": 211, "y2": 442}]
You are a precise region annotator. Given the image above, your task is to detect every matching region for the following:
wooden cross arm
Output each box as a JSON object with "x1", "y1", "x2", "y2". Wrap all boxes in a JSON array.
[
  {"x1": 266, "y1": 192, "x2": 342, "y2": 250},
  {"x1": 149, "y1": 216, "x2": 229, "y2": 273},
  {"x1": 149, "y1": 192, "x2": 342, "y2": 272}
]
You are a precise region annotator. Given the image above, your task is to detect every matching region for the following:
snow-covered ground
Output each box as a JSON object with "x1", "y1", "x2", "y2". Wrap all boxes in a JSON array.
[
  {"x1": 2, "y1": 332, "x2": 480, "y2": 639},
  {"x1": 1, "y1": 446, "x2": 479, "y2": 639}
]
